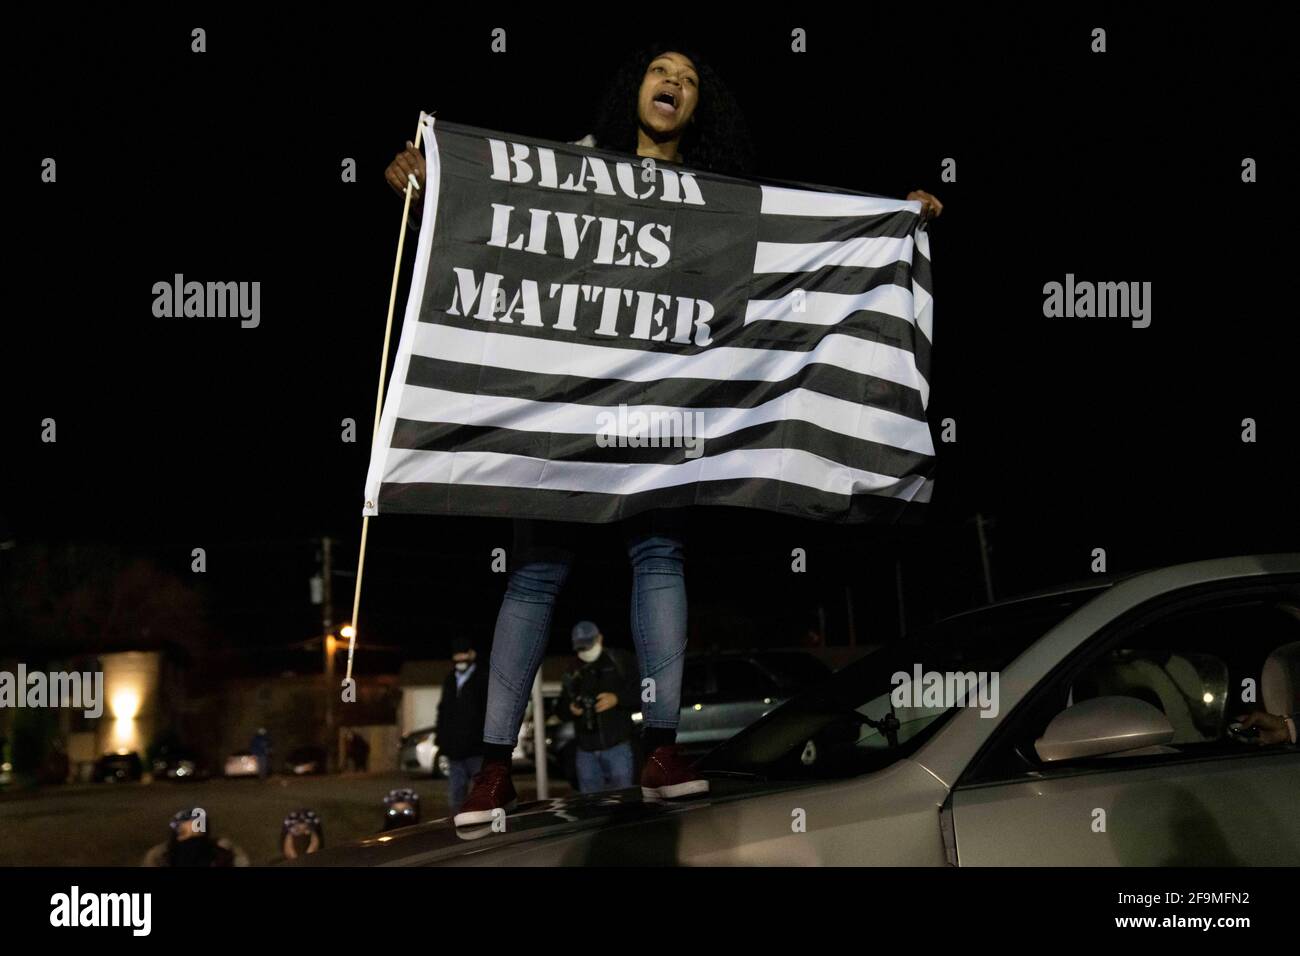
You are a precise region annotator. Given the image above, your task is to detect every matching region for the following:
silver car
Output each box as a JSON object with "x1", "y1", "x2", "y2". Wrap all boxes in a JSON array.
[
  {"x1": 299, "y1": 555, "x2": 1300, "y2": 866},
  {"x1": 398, "y1": 727, "x2": 448, "y2": 778}
]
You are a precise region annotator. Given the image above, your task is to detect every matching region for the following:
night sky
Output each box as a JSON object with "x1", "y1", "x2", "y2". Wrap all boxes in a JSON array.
[{"x1": 4, "y1": 10, "x2": 1294, "y2": 667}]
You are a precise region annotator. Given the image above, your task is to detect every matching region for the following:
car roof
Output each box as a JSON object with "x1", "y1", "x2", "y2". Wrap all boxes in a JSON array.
[{"x1": 928, "y1": 580, "x2": 1112, "y2": 629}]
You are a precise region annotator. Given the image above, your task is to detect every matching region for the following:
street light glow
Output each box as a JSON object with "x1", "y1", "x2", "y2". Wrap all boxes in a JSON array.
[{"x1": 110, "y1": 689, "x2": 141, "y2": 720}]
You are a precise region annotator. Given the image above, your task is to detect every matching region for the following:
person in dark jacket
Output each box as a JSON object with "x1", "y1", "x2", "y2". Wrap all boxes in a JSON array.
[
  {"x1": 250, "y1": 727, "x2": 271, "y2": 780},
  {"x1": 436, "y1": 637, "x2": 489, "y2": 815},
  {"x1": 344, "y1": 729, "x2": 370, "y2": 772},
  {"x1": 558, "y1": 621, "x2": 642, "y2": 792}
]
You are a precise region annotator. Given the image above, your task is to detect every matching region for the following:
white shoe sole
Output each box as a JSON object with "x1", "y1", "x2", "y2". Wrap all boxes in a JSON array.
[
  {"x1": 453, "y1": 800, "x2": 516, "y2": 827},
  {"x1": 642, "y1": 779, "x2": 710, "y2": 801}
]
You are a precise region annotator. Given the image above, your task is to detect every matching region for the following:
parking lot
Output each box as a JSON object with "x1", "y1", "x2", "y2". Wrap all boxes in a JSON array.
[{"x1": 0, "y1": 771, "x2": 570, "y2": 866}]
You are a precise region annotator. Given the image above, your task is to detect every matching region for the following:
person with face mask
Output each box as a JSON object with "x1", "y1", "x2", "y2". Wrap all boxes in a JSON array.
[
  {"x1": 435, "y1": 637, "x2": 489, "y2": 816},
  {"x1": 558, "y1": 621, "x2": 643, "y2": 793}
]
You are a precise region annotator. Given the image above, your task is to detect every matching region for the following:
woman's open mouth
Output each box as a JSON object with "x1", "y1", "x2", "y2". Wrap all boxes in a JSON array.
[{"x1": 651, "y1": 90, "x2": 679, "y2": 116}]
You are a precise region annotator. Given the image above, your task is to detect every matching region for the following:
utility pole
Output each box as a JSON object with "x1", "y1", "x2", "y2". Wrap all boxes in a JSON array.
[
  {"x1": 531, "y1": 672, "x2": 548, "y2": 800},
  {"x1": 322, "y1": 536, "x2": 336, "y2": 774}
]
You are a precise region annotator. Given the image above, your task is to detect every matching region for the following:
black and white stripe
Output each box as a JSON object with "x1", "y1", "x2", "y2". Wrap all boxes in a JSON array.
[{"x1": 364, "y1": 119, "x2": 935, "y2": 523}]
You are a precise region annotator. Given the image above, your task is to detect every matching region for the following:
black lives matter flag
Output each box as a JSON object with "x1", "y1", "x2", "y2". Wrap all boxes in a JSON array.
[{"x1": 363, "y1": 117, "x2": 935, "y2": 524}]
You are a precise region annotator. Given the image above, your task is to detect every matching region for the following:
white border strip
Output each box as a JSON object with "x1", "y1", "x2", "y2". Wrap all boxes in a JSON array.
[
  {"x1": 753, "y1": 235, "x2": 914, "y2": 273},
  {"x1": 410, "y1": 322, "x2": 930, "y2": 405},
  {"x1": 363, "y1": 113, "x2": 440, "y2": 516},
  {"x1": 381, "y1": 446, "x2": 933, "y2": 503},
  {"x1": 760, "y1": 185, "x2": 922, "y2": 219},
  {"x1": 744, "y1": 284, "x2": 917, "y2": 328},
  {"x1": 395, "y1": 384, "x2": 935, "y2": 456}
]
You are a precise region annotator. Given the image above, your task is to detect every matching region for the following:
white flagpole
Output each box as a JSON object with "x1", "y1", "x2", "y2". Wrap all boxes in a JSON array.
[{"x1": 344, "y1": 111, "x2": 431, "y2": 685}]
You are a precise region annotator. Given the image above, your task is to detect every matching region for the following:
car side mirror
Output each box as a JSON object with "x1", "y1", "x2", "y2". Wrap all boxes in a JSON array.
[{"x1": 1034, "y1": 695, "x2": 1174, "y2": 762}]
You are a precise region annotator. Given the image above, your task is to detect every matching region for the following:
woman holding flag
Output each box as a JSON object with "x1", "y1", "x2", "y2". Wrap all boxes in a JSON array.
[{"x1": 384, "y1": 41, "x2": 942, "y2": 827}]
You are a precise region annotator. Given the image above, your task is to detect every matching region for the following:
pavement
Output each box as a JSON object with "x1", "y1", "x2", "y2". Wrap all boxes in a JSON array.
[{"x1": 0, "y1": 770, "x2": 571, "y2": 866}]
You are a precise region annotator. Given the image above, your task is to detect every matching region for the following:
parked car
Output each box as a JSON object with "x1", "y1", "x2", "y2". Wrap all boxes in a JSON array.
[
  {"x1": 285, "y1": 745, "x2": 326, "y2": 775},
  {"x1": 295, "y1": 555, "x2": 1300, "y2": 866},
  {"x1": 150, "y1": 745, "x2": 201, "y2": 781},
  {"x1": 540, "y1": 697, "x2": 578, "y2": 783},
  {"x1": 398, "y1": 727, "x2": 448, "y2": 778},
  {"x1": 399, "y1": 683, "x2": 561, "y2": 781},
  {"x1": 223, "y1": 751, "x2": 260, "y2": 778},
  {"x1": 672, "y1": 650, "x2": 833, "y2": 756},
  {"x1": 539, "y1": 653, "x2": 833, "y2": 786},
  {"x1": 515, "y1": 682, "x2": 562, "y2": 771},
  {"x1": 93, "y1": 752, "x2": 143, "y2": 784}
]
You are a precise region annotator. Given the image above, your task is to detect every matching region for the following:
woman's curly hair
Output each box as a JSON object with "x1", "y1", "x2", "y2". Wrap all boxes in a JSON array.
[{"x1": 590, "y1": 41, "x2": 755, "y2": 178}]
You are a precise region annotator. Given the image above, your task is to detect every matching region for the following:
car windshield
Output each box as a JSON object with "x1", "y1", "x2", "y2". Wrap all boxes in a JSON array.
[
  {"x1": 753, "y1": 652, "x2": 832, "y2": 690},
  {"x1": 699, "y1": 588, "x2": 1103, "y2": 781}
]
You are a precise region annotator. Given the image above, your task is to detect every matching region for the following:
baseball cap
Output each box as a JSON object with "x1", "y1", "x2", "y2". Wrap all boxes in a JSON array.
[{"x1": 571, "y1": 621, "x2": 601, "y2": 649}]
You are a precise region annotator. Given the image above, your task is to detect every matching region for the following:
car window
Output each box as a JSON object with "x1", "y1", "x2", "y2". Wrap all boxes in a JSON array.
[
  {"x1": 709, "y1": 660, "x2": 778, "y2": 701},
  {"x1": 681, "y1": 661, "x2": 709, "y2": 702},
  {"x1": 967, "y1": 589, "x2": 1300, "y2": 783},
  {"x1": 699, "y1": 590, "x2": 1095, "y2": 781},
  {"x1": 852, "y1": 691, "x2": 951, "y2": 751},
  {"x1": 754, "y1": 653, "x2": 833, "y2": 690},
  {"x1": 1069, "y1": 648, "x2": 1229, "y2": 745},
  {"x1": 1066, "y1": 599, "x2": 1299, "y2": 748}
]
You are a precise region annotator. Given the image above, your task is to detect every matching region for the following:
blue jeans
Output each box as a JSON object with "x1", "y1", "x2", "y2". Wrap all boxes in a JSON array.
[
  {"x1": 483, "y1": 532, "x2": 687, "y2": 746},
  {"x1": 576, "y1": 741, "x2": 636, "y2": 792},
  {"x1": 447, "y1": 755, "x2": 483, "y2": 815}
]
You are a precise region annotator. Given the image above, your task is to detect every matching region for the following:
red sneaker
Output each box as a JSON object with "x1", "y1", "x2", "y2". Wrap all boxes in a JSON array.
[
  {"x1": 453, "y1": 760, "x2": 518, "y2": 827},
  {"x1": 640, "y1": 745, "x2": 709, "y2": 800}
]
